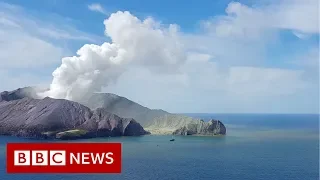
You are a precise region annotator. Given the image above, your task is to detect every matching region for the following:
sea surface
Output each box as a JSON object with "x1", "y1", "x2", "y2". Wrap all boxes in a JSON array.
[{"x1": 0, "y1": 113, "x2": 318, "y2": 180}]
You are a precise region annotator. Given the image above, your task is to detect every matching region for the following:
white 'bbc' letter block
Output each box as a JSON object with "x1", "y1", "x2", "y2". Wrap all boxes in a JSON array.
[
  {"x1": 50, "y1": 150, "x2": 66, "y2": 166},
  {"x1": 14, "y1": 151, "x2": 30, "y2": 166},
  {"x1": 32, "y1": 151, "x2": 48, "y2": 166}
]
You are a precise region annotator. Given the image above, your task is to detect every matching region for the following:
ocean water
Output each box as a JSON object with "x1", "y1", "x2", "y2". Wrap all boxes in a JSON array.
[{"x1": 0, "y1": 114, "x2": 318, "y2": 180}]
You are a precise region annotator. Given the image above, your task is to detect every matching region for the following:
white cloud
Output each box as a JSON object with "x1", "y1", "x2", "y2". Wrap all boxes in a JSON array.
[
  {"x1": 0, "y1": 2, "x2": 101, "y2": 90},
  {"x1": 0, "y1": 2, "x2": 101, "y2": 42},
  {"x1": 202, "y1": 0, "x2": 319, "y2": 39},
  {"x1": 104, "y1": 58, "x2": 314, "y2": 113},
  {"x1": 0, "y1": 16, "x2": 20, "y2": 28},
  {"x1": 292, "y1": 47, "x2": 320, "y2": 68},
  {"x1": 88, "y1": 3, "x2": 108, "y2": 15},
  {"x1": 0, "y1": 4, "x2": 64, "y2": 69},
  {"x1": 226, "y1": 67, "x2": 309, "y2": 96},
  {"x1": 275, "y1": 0, "x2": 319, "y2": 34},
  {"x1": 42, "y1": 11, "x2": 186, "y2": 101},
  {"x1": 0, "y1": 2, "x2": 104, "y2": 69},
  {"x1": 36, "y1": 27, "x2": 96, "y2": 41},
  {"x1": 292, "y1": 31, "x2": 311, "y2": 39},
  {"x1": 0, "y1": 29, "x2": 65, "y2": 68}
]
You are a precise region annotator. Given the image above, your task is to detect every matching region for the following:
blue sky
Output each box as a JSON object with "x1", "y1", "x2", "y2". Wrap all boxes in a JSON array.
[{"x1": 0, "y1": 0, "x2": 318, "y2": 113}]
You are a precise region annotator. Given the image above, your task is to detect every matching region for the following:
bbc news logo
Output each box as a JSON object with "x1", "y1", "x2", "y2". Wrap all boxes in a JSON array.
[
  {"x1": 7, "y1": 143, "x2": 121, "y2": 173},
  {"x1": 13, "y1": 150, "x2": 114, "y2": 166}
]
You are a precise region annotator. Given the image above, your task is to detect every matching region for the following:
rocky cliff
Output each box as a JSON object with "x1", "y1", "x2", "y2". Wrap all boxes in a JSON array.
[
  {"x1": 145, "y1": 115, "x2": 226, "y2": 136},
  {"x1": 0, "y1": 96, "x2": 148, "y2": 139},
  {"x1": 144, "y1": 114, "x2": 194, "y2": 134},
  {"x1": 173, "y1": 119, "x2": 226, "y2": 136}
]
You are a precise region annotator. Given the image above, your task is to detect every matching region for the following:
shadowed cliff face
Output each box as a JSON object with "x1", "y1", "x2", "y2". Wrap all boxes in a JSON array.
[
  {"x1": 0, "y1": 96, "x2": 149, "y2": 139},
  {"x1": 79, "y1": 108, "x2": 149, "y2": 137},
  {"x1": 124, "y1": 120, "x2": 148, "y2": 136}
]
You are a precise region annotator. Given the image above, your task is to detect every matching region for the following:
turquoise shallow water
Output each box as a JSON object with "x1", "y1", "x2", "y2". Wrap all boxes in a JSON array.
[{"x1": 0, "y1": 114, "x2": 318, "y2": 180}]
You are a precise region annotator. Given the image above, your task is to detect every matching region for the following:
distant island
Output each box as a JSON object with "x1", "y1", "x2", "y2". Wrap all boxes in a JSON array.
[{"x1": 0, "y1": 87, "x2": 226, "y2": 140}]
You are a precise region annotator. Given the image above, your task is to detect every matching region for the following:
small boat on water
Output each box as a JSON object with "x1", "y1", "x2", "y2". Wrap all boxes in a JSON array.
[{"x1": 170, "y1": 135, "x2": 175, "y2": 141}]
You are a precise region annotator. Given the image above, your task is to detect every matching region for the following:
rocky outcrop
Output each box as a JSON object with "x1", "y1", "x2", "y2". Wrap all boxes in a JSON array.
[
  {"x1": 0, "y1": 87, "x2": 40, "y2": 101},
  {"x1": 0, "y1": 97, "x2": 149, "y2": 139},
  {"x1": 145, "y1": 115, "x2": 226, "y2": 136},
  {"x1": 173, "y1": 119, "x2": 226, "y2": 136},
  {"x1": 144, "y1": 114, "x2": 195, "y2": 135}
]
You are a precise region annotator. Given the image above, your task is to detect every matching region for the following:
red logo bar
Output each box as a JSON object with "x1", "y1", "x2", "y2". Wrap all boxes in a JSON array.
[{"x1": 6, "y1": 143, "x2": 122, "y2": 173}]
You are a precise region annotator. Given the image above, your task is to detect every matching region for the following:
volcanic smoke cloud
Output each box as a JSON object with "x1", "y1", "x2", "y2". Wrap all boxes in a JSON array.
[{"x1": 41, "y1": 11, "x2": 186, "y2": 101}]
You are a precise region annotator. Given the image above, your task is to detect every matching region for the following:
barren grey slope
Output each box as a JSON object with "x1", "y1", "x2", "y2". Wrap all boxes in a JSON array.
[
  {"x1": 0, "y1": 96, "x2": 148, "y2": 139},
  {"x1": 80, "y1": 93, "x2": 169, "y2": 126},
  {"x1": 0, "y1": 87, "x2": 169, "y2": 127}
]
